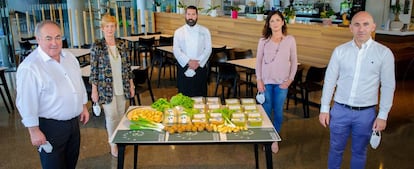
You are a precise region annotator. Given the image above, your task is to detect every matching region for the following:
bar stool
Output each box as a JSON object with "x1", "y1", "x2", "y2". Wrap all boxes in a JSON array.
[{"x1": 0, "y1": 67, "x2": 14, "y2": 113}]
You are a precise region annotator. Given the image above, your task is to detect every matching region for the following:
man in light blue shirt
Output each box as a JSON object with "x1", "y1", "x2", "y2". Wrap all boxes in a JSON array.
[
  {"x1": 16, "y1": 20, "x2": 89, "y2": 169},
  {"x1": 173, "y1": 5, "x2": 212, "y2": 97},
  {"x1": 319, "y1": 11, "x2": 395, "y2": 169}
]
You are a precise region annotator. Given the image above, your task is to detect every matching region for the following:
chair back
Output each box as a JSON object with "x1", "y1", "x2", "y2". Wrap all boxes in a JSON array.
[
  {"x1": 215, "y1": 51, "x2": 238, "y2": 76},
  {"x1": 291, "y1": 68, "x2": 304, "y2": 87},
  {"x1": 81, "y1": 44, "x2": 92, "y2": 49},
  {"x1": 233, "y1": 49, "x2": 253, "y2": 60},
  {"x1": 158, "y1": 36, "x2": 173, "y2": 46},
  {"x1": 146, "y1": 31, "x2": 162, "y2": 35},
  {"x1": 62, "y1": 39, "x2": 69, "y2": 48},
  {"x1": 133, "y1": 67, "x2": 149, "y2": 85},
  {"x1": 19, "y1": 41, "x2": 33, "y2": 51},
  {"x1": 131, "y1": 33, "x2": 145, "y2": 36},
  {"x1": 209, "y1": 45, "x2": 227, "y2": 62},
  {"x1": 21, "y1": 36, "x2": 35, "y2": 41},
  {"x1": 138, "y1": 37, "x2": 155, "y2": 48},
  {"x1": 305, "y1": 66, "x2": 327, "y2": 83},
  {"x1": 214, "y1": 51, "x2": 229, "y2": 63}
]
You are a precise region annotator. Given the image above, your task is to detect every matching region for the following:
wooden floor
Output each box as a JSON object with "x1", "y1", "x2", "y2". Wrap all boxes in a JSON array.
[{"x1": 0, "y1": 65, "x2": 413, "y2": 169}]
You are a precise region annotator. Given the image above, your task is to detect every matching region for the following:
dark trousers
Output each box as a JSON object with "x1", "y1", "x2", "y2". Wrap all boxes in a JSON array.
[
  {"x1": 39, "y1": 117, "x2": 80, "y2": 169},
  {"x1": 176, "y1": 64, "x2": 208, "y2": 97}
]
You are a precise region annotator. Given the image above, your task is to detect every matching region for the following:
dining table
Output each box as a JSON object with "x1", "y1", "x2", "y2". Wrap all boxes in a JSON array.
[
  {"x1": 111, "y1": 105, "x2": 281, "y2": 169},
  {"x1": 120, "y1": 34, "x2": 173, "y2": 42},
  {"x1": 64, "y1": 48, "x2": 91, "y2": 67},
  {"x1": 120, "y1": 34, "x2": 173, "y2": 66}
]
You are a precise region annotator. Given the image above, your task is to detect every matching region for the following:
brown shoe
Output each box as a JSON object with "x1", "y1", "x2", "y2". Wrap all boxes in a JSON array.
[{"x1": 271, "y1": 142, "x2": 279, "y2": 154}]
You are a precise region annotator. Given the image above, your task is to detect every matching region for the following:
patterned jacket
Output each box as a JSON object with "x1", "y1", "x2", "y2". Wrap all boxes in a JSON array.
[{"x1": 89, "y1": 38, "x2": 133, "y2": 104}]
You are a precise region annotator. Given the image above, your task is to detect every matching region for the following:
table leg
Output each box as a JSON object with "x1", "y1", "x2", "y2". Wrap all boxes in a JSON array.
[
  {"x1": 0, "y1": 70, "x2": 14, "y2": 112},
  {"x1": 264, "y1": 143, "x2": 273, "y2": 169},
  {"x1": 117, "y1": 144, "x2": 126, "y2": 169},
  {"x1": 134, "y1": 145, "x2": 138, "y2": 169},
  {"x1": 254, "y1": 144, "x2": 259, "y2": 169}
]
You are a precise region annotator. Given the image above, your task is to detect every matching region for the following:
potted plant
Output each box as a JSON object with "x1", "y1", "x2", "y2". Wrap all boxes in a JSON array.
[
  {"x1": 155, "y1": 1, "x2": 161, "y2": 12},
  {"x1": 207, "y1": 4, "x2": 221, "y2": 17},
  {"x1": 391, "y1": 2, "x2": 402, "y2": 21},
  {"x1": 284, "y1": 6, "x2": 296, "y2": 24},
  {"x1": 230, "y1": 6, "x2": 241, "y2": 19},
  {"x1": 390, "y1": 0, "x2": 403, "y2": 30},
  {"x1": 320, "y1": 8, "x2": 335, "y2": 25},
  {"x1": 256, "y1": 5, "x2": 265, "y2": 21},
  {"x1": 166, "y1": 4, "x2": 172, "y2": 13},
  {"x1": 178, "y1": 1, "x2": 186, "y2": 14}
]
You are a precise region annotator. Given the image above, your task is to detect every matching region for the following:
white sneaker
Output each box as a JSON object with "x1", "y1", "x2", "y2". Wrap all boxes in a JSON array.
[{"x1": 370, "y1": 130, "x2": 381, "y2": 149}]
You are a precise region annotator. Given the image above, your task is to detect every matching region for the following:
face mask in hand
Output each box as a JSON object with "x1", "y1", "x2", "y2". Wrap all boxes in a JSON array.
[
  {"x1": 93, "y1": 102, "x2": 101, "y2": 116},
  {"x1": 256, "y1": 92, "x2": 265, "y2": 104},
  {"x1": 370, "y1": 130, "x2": 381, "y2": 149}
]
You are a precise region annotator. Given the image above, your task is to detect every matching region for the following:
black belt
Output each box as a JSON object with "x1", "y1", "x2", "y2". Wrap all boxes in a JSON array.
[{"x1": 336, "y1": 102, "x2": 376, "y2": 111}]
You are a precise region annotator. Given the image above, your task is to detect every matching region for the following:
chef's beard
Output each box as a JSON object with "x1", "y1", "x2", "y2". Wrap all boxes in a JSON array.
[{"x1": 186, "y1": 18, "x2": 197, "y2": 27}]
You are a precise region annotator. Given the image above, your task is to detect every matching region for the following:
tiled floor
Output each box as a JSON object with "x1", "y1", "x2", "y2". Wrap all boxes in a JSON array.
[{"x1": 0, "y1": 67, "x2": 413, "y2": 169}]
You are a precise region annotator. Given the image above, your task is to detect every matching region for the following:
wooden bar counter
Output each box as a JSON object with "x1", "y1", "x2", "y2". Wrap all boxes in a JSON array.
[{"x1": 154, "y1": 12, "x2": 353, "y2": 67}]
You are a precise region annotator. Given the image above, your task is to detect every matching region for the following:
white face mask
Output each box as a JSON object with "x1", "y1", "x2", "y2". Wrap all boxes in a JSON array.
[
  {"x1": 370, "y1": 130, "x2": 381, "y2": 149},
  {"x1": 93, "y1": 102, "x2": 101, "y2": 116},
  {"x1": 256, "y1": 92, "x2": 265, "y2": 104}
]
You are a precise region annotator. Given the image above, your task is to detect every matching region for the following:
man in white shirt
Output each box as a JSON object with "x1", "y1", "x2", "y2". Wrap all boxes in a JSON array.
[
  {"x1": 16, "y1": 20, "x2": 89, "y2": 169},
  {"x1": 319, "y1": 11, "x2": 395, "y2": 169},
  {"x1": 173, "y1": 5, "x2": 212, "y2": 97}
]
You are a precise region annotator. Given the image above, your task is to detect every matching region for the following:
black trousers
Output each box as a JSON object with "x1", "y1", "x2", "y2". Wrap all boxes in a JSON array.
[
  {"x1": 39, "y1": 117, "x2": 80, "y2": 169},
  {"x1": 176, "y1": 64, "x2": 208, "y2": 97}
]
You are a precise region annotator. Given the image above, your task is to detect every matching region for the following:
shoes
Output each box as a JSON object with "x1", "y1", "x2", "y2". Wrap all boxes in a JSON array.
[
  {"x1": 271, "y1": 142, "x2": 279, "y2": 154},
  {"x1": 110, "y1": 144, "x2": 118, "y2": 158}
]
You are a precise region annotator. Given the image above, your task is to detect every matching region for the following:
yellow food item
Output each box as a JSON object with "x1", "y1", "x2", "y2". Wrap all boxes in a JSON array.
[{"x1": 127, "y1": 108, "x2": 163, "y2": 123}]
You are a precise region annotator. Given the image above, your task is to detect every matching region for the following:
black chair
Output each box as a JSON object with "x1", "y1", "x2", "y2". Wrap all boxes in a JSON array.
[
  {"x1": 158, "y1": 36, "x2": 173, "y2": 46},
  {"x1": 62, "y1": 38, "x2": 69, "y2": 48},
  {"x1": 136, "y1": 37, "x2": 155, "y2": 67},
  {"x1": 0, "y1": 68, "x2": 13, "y2": 113},
  {"x1": 146, "y1": 31, "x2": 162, "y2": 35},
  {"x1": 286, "y1": 68, "x2": 305, "y2": 111},
  {"x1": 81, "y1": 44, "x2": 92, "y2": 49},
  {"x1": 18, "y1": 40, "x2": 34, "y2": 63},
  {"x1": 212, "y1": 51, "x2": 239, "y2": 100},
  {"x1": 233, "y1": 49, "x2": 255, "y2": 96},
  {"x1": 130, "y1": 33, "x2": 145, "y2": 36},
  {"x1": 208, "y1": 45, "x2": 227, "y2": 83},
  {"x1": 298, "y1": 66, "x2": 327, "y2": 118},
  {"x1": 128, "y1": 33, "x2": 145, "y2": 64},
  {"x1": 130, "y1": 67, "x2": 155, "y2": 105},
  {"x1": 20, "y1": 36, "x2": 35, "y2": 41},
  {"x1": 150, "y1": 36, "x2": 176, "y2": 87},
  {"x1": 82, "y1": 76, "x2": 92, "y2": 101}
]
